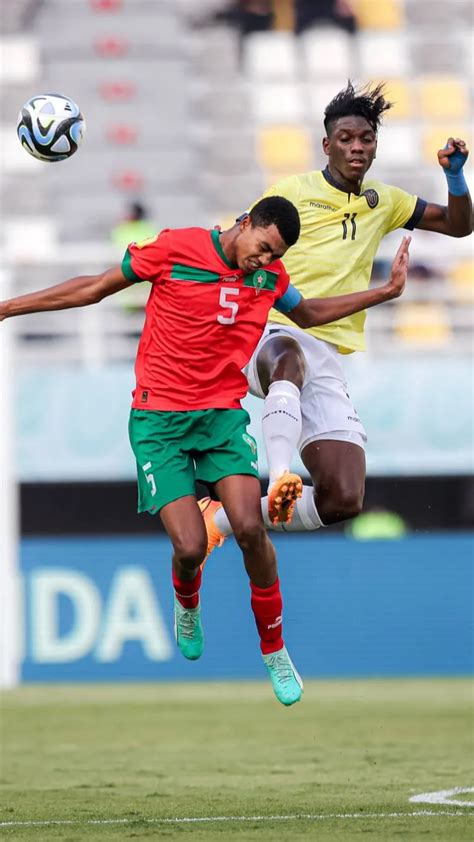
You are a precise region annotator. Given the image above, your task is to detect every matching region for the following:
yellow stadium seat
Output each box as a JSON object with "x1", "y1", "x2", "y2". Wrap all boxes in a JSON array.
[
  {"x1": 419, "y1": 76, "x2": 469, "y2": 120},
  {"x1": 422, "y1": 125, "x2": 470, "y2": 164},
  {"x1": 394, "y1": 303, "x2": 451, "y2": 346},
  {"x1": 449, "y1": 259, "x2": 474, "y2": 302},
  {"x1": 354, "y1": 0, "x2": 405, "y2": 30},
  {"x1": 379, "y1": 79, "x2": 413, "y2": 120},
  {"x1": 257, "y1": 125, "x2": 313, "y2": 173}
]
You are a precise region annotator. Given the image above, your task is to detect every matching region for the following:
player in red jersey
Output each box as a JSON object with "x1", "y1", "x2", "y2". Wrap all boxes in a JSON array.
[{"x1": 0, "y1": 197, "x2": 411, "y2": 705}]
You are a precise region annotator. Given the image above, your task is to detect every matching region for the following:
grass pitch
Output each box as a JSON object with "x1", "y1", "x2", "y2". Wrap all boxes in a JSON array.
[{"x1": 1, "y1": 679, "x2": 472, "y2": 841}]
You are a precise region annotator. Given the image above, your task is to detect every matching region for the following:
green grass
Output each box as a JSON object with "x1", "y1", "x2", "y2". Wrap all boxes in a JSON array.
[{"x1": 0, "y1": 679, "x2": 473, "y2": 841}]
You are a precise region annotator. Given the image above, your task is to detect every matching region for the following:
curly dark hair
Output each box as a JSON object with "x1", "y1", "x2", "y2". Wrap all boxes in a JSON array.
[
  {"x1": 249, "y1": 196, "x2": 300, "y2": 247},
  {"x1": 324, "y1": 80, "x2": 393, "y2": 135}
]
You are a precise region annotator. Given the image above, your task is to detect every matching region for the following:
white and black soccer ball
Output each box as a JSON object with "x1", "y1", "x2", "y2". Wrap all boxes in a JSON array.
[{"x1": 17, "y1": 93, "x2": 86, "y2": 162}]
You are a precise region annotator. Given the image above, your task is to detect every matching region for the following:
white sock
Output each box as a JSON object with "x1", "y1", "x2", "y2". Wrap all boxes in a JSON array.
[
  {"x1": 262, "y1": 485, "x2": 324, "y2": 532},
  {"x1": 262, "y1": 380, "x2": 302, "y2": 491},
  {"x1": 214, "y1": 485, "x2": 324, "y2": 537}
]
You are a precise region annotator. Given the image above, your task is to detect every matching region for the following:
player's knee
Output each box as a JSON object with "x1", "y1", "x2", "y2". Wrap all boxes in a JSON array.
[
  {"x1": 319, "y1": 485, "x2": 364, "y2": 524},
  {"x1": 172, "y1": 536, "x2": 207, "y2": 569},
  {"x1": 258, "y1": 336, "x2": 306, "y2": 393},
  {"x1": 233, "y1": 518, "x2": 267, "y2": 554}
]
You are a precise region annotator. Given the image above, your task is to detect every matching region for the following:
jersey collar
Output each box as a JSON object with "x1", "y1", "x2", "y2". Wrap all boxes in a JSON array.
[
  {"x1": 211, "y1": 229, "x2": 238, "y2": 269},
  {"x1": 322, "y1": 166, "x2": 362, "y2": 197}
]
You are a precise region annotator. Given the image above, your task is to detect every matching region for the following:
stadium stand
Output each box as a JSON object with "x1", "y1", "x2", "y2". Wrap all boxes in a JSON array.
[{"x1": 1, "y1": 0, "x2": 472, "y2": 362}]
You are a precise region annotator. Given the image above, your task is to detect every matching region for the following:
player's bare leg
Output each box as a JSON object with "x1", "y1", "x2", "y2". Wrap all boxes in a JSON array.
[
  {"x1": 301, "y1": 438, "x2": 365, "y2": 525},
  {"x1": 215, "y1": 474, "x2": 303, "y2": 706},
  {"x1": 160, "y1": 495, "x2": 207, "y2": 660}
]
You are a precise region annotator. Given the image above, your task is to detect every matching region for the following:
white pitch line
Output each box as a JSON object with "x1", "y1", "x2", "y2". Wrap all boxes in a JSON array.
[
  {"x1": 410, "y1": 787, "x2": 474, "y2": 807},
  {"x1": 0, "y1": 810, "x2": 472, "y2": 828}
]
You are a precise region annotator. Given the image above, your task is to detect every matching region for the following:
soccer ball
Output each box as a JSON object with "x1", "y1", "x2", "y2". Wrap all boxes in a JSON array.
[{"x1": 17, "y1": 93, "x2": 86, "y2": 162}]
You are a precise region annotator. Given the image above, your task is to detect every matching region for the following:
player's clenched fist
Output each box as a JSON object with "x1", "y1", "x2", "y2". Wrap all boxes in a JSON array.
[{"x1": 438, "y1": 137, "x2": 469, "y2": 170}]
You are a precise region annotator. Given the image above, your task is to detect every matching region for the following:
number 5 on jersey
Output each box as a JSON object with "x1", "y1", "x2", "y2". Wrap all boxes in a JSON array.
[{"x1": 217, "y1": 287, "x2": 240, "y2": 324}]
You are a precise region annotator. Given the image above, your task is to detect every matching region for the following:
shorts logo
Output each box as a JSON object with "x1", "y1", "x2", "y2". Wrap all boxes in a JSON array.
[
  {"x1": 363, "y1": 189, "x2": 379, "y2": 209},
  {"x1": 242, "y1": 433, "x2": 257, "y2": 455},
  {"x1": 253, "y1": 269, "x2": 267, "y2": 295}
]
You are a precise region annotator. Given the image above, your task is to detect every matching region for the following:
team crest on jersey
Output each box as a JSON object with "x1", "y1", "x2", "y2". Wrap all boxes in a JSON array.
[
  {"x1": 363, "y1": 189, "x2": 379, "y2": 209},
  {"x1": 253, "y1": 269, "x2": 267, "y2": 295}
]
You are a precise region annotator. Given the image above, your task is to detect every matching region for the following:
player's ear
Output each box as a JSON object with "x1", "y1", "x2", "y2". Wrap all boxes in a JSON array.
[{"x1": 322, "y1": 136, "x2": 330, "y2": 156}]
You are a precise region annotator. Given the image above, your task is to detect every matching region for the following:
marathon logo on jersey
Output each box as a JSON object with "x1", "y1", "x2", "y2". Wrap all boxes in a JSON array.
[
  {"x1": 363, "y1": 189, "x2": 379, "y2": 209},
  {"x1": 309, "y1": 200, "x2": 336, "y2": 212},
  {"x1": 221, "y1": 274, "x2": 240, "y2": 283}
]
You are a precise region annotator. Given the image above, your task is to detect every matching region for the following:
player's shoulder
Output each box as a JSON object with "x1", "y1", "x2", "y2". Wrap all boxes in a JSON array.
[
  {"x1": 165, "y1": 226, "x2": 210, "y2": 244},
  {"x1": 267, "y1": 170, "x2": 315, "y2": 200},
  {"x1": 361, "y1": 178, "x2": 412, "y2": 203}
]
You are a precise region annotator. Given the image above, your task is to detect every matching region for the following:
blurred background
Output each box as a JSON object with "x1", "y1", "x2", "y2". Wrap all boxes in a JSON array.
[{"x1": 0, "y1": 0, "x2": 472, "y2": 687}]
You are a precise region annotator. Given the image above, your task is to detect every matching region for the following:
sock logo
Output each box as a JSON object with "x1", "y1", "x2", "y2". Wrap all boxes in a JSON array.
[{"x1": 267, "y1": 616, "x2": 282, "y2": 629}]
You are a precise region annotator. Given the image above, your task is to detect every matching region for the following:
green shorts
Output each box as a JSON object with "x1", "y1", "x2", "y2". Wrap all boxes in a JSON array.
[{"x1": 129, "y1": 407, "x2": 259, "y2": 513}]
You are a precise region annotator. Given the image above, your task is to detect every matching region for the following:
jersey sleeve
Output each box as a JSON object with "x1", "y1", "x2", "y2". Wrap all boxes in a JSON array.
[
  {"x1": 384, "y1": 186, "x2": 427, "y2": 233},
  {"x1": 121, "y1": 229, "x2": 171, "y2": 283},
  {"x1": 273, "y1": 283, "x2": 303, "y2": 314}
]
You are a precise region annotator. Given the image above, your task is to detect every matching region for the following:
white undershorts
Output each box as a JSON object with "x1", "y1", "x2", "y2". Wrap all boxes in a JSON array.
[{"x1": 245, "y1": 323, "x2": 367, "y2": 454}]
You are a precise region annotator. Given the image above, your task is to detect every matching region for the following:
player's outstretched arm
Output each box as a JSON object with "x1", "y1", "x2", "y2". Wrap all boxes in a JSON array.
[
  {"x1": 286, "y1": 237, "x2": 411, "y2": 329},
  {"x1": 416, "y1": 138, "x2": 472, "y2": 237},
  {"x1": 0, "y1": 266, "x2": 131, "y2": 321}
]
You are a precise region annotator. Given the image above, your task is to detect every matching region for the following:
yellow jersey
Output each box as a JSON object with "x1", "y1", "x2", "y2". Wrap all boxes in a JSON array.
[{"x1": 261, "y1": 169, "x2": 423, "y2": 353}]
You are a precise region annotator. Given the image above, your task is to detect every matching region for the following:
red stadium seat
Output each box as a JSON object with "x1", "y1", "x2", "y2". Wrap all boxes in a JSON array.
[
  {"x1": 90, "y1": 0, "x2": 122, "y2": 11},
  {"x1": 94, "y1": 36, "x2": 129, "y2": 57},
  {"x1": 106, "y1": 125, "x2": 138, "y2": 144},
  {"x1": 112, "y1": 171, "x2": 144, "y2": 191},
  {"x1": 98, "y1": 81, "x2": 137, "y2": 101}
]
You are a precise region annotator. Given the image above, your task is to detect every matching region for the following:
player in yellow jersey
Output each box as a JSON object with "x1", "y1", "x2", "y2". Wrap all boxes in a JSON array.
[{"x1": 200, "y1": 81, "x2": 472, "y2": 553}]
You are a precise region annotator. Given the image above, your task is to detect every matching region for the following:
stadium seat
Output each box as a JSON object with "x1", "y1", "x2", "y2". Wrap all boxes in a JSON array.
[
  {"x1": 418, "y1": 76, "x2": 469, "y2": 121},
  {"x1": 90, "y1": 0, "x2": 122, "y2": 11},
  {"x1": 251, "y1": 83, "x2": 305, "y2": 124},
  {"x1": 372, "y1": 125, "x2": 420, "y2": 168},
  {"x1": 106, "y1": 124, "x2": 139, "y2": 144},
  {"x1": 0, "y1": 125, "x2": 44, "y2": 174},
  {"x1": 98, "y1": 81, "x2": 137, "y2": 101},
  {"x1": 257, "y1": 125, "x2": 313, "y2": 173},
  {"x1": 394, "y1": 302, "x2": 451, "y2": 346},
  {"x1": 354, "y1": 0, "x2": 405, "y2": 29},
  {"x1": 358, "y1": 32, "x2": 411, "y2": 77},
  {"x1": 0, "y1": 37, "x2": 40, "y2": 84},
  {"x1": 111, "y1": 170, "x2": 144, "y2": 191},
  {"x1": 301, "y1": 27, "x2": 353, "y2": 80},
  {"x1": 4, "y1": 217, "x2": 58, "y2": 261},
  {"x1": 449, "y1": 259, "x2": 474, "y2": 302},
  {"x1": 377, "y1": 79, "x2": 413, "y2": 121},
  {"x1": 410, "y1": 36, "x2": 466, "y2": 75},
  {"x1": 422, "y1": 125, "x2": 470, "y2": 165},
  {"x1": 94, "y1": 36, "x2": 129, "y2": 57},
  {"x1": 242, "y1": 31, "x2": 299, "y2": 80}
]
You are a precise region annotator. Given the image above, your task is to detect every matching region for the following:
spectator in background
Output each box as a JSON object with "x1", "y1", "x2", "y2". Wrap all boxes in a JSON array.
[
  {"x1": 110, "y1": 202, "x2": 157, "y2": 311},
  {"x1": 296, "y1": 0, "x2": 357, "y2": 35},
  {"x1": 110, "y1": 201, "x2": 156, "y2": 252},
  {"x1": 210, "y1": 1, "x2": 273, "y2": 34},
  {"x1": 345, "y1": 507, "x2": 409, "y2": 540}
]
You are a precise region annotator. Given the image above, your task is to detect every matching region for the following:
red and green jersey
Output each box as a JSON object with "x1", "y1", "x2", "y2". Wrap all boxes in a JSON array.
[{"x1": 121, "y1": 226, "x2": 292, "y2": 411}]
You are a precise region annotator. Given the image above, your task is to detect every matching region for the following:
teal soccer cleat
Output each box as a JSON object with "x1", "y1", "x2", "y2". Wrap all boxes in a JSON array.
[
  {"x1": 174, "y1": 598, "x2": 204, "y2": 660},
  {"x1": 262, "y1": 646, "x2": 303, "y2": 706}
]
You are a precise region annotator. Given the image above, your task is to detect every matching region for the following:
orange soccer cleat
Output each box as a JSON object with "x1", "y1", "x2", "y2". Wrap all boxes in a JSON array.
[
  {"x1": 268, "y1": 472, "x2": 303, "y2": 525},
  {"x1": 198, "y1": 496, "x2": 226, "y2": 567}
]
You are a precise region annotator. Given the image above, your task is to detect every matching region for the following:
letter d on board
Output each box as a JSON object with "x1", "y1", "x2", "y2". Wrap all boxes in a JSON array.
[{"x1": 30, "y1": 570, "x2": 101, "y2": 663}]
